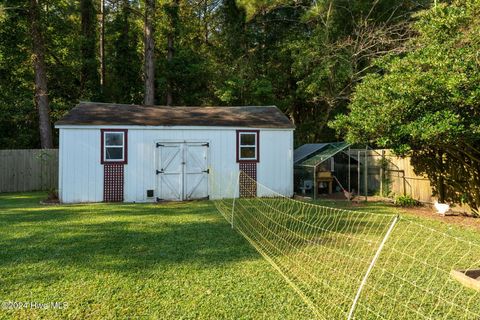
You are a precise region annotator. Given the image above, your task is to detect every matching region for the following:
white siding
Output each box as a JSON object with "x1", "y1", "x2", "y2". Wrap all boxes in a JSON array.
[
  {"x1": 58, "y1": 129, "x2": 103, "y2": 203},
  {"x1": 257, "y1": 130, "x2": 293, "y2": 197},
  {"x1": 58, "y1": 126, "x2": 293, "y2": 203}
]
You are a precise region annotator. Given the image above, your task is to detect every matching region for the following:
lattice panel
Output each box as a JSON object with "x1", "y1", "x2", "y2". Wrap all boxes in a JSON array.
[
  {"x1": 239, "y1": 163, "x2": 257, "y2": 197},
  {"x1": 104, "y1": 164, "x2": 124, "y2": 202}
]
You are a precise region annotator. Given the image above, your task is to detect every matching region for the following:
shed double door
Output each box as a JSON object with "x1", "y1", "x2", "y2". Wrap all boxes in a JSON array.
[{"x1": 156, "y1": 142, "x2": 209, "y2": 201}]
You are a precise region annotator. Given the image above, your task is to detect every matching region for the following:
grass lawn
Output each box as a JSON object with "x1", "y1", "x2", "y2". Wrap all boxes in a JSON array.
[
  {"x1": 2, "y1": 193, "x2": 480, "y2": 319},
  {"x1": 215, "y1": 196, "x2": 480, "y2": 319},
  {"x1": 0, "y1": 193, "x2": 314, "y2": 319},
  {"x1": 309, "y1": 199, "x2": 480, "y2": 318}
]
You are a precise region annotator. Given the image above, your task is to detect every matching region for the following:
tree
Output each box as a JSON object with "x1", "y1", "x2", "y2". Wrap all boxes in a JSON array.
[
  {"x1": 99, "y1": 0, "x2": 106, "y2": 92},
  {"x1": 80, "y1": 0, "x2": 100, "y2": 99},
  {"x1": 0, "y1": 0, "x2": 434, "y2": 149},
  {"x1": 213, "y1": 0, "x2": 426, "y2": 143},
  {"x1": 331, "y1": 0, "x2": 480, "y2": 214},
  {"x1": 28, "y1": 0, "x2": 53, "y2": 149},
  {"x1": 287, "y1": 0, "x2": 421, "y2": 142},
  {"x1": 165, "y1": 0, "x2": 179, "y2": 106},
  {"x1": 144, "y1": 0, "x2": 155, "y2": 105},
  {"x1": 107, "y1": 0, "x2": 143, "y2": 104}
]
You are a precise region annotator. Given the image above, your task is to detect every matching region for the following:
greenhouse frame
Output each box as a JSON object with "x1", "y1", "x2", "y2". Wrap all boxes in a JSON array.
[{"x1": 293, "y1": 142, "x2": 385, "y2": 200}]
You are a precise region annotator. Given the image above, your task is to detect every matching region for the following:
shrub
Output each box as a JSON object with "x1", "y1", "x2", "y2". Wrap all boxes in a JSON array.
[{"x1": 394, "y1": 195, "x2": 420, "y2": 207}]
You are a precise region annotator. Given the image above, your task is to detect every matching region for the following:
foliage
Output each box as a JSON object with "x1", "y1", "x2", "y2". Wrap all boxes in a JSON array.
[
  {"x1": 105, "y1": 0, "x2": 143, "y2": 104},
  {"x1": 0, "y1": 0, "x2": 432, "y2": 149},
  {"x1": 80, "y1": 0, "x2": 101, "y2": 99},
  {"x1": 394, "y1": 194, "x2": 420, "y2": 207},
  {"x1": 378, "y1": 156, "x2": 393, "y2": 197},
  {"x1": 331, "y1": 0, "x2": 480, "y2": 214}
]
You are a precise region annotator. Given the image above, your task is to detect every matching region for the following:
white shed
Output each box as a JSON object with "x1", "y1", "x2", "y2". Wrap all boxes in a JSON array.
[{"x1": 55, "y1": 102, "x2": 294, "y2": 203}]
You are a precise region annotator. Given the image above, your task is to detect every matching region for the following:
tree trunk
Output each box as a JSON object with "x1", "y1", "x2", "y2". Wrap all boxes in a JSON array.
[
  {"x1": 166, "y1": 34, "x2": 173, "y2": 106},
  {"x1": 99, "y1": 0, "x2": 105, "y2": 92},
  {"x1": 144, "y1": 0, "x2": 155, "y2": 105},
  {"x1": 203, "y1": 0, "x2": 209, "y2": 45},
  {"x1": 166, "y1": 0, "x2": 179, "y2": 106},
  {"x1": 80, "y1": 0, "x2": 99, "y2": 98},
  {"x1": 29, "y1": 0, "x2": 53, "y2": 149},
  {"x1": 437, "y1": 150, "x2": 446, "y2": 202}
]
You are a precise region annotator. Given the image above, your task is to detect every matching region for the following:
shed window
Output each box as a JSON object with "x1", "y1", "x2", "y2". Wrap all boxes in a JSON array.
[
  {"x1": 101, "y1": 130, "x2": 127, "y2": 164},
  {"x1": 237, "y1": 131, "x2": 259, "y2": 162}
]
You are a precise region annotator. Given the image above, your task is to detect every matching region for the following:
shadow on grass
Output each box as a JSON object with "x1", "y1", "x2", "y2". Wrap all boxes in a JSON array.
[
  {"x1": 0, "y1": 192, "x2": 395, "y2": 276},
  {"x1": 1, "y1": 220, "x2": 256, "y2": 268},
  {"x1": 0, "y1": 202, "x2": 216, "y2": 225},
  {"x1": 0, "y1": 193, "x2": 259, "y2": 274}
]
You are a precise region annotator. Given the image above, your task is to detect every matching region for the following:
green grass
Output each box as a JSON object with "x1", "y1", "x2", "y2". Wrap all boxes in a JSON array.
[
  {"x1": 0, "y1": 193, "x2": 314, "y2": 319},
  {"x1": 313, "y1": 198, "x2": 480, "y2": 237},
  {"x1": 215, "y1": 196, "x2": 480, "y2": 319},
  {"x1": 2, "y1": 194, "x2": 480, "y2": 319}
]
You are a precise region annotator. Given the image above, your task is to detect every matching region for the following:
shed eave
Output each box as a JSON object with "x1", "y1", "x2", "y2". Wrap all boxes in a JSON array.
[{"x1": 54, "y1": 124, "x2": 295, "y2": 131}]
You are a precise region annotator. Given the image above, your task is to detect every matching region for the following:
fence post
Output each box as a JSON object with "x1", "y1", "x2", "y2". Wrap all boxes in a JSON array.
[
  {"x1": 347, "y1": 214, "x2": 399, "y2": 320},
  {"x1": 357, "y1": 150, "x2": 361, "y2": 197},
  {"x1": 364, "y1": 147, "x2": 368, "y2": 201},
  {"x1": 348, "y1": 146, "x2": 351, "y2": 192},
  {"x1": 231, "y1": 171, "x2": 240, "y2": 229},
  {"x1": 380, "y1": 150, "x2": 385, "y2": 197}
]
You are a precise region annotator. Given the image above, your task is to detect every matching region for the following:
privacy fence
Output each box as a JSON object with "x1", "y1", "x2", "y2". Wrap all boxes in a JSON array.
[
  {"x1": 361, "y1": 149, "x2": 433, "y2": 202},
  {"x1": 0, "y1": 149, "x2": 58, "y2": 193}
]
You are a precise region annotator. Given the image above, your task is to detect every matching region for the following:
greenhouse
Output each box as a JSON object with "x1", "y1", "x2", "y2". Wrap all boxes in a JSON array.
[{"x1": 293, "y1": 142, "x2": 385, "y2": 200}]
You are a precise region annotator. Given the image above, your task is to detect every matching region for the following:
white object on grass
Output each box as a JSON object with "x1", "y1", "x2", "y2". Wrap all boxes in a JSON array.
[{"x1": 434, "y1": 200, "x2": 450, "y2": 215}]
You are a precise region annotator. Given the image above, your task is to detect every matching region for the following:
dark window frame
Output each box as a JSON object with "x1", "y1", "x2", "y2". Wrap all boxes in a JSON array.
[
  {"x1": 101, "y1": 129, "x2": 128, "y2": 164},
  {"x1": 236, "y1": 130, "x2": 259, "y2": 163}
]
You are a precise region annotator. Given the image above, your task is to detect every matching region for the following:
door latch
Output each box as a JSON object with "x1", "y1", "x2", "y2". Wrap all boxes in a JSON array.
[
  {"x1": 202, "y1": 169, "x2": 210, "y2": 174},
  {"x1": 156, "y1": 169, "x2": 164, "y2": 175}
]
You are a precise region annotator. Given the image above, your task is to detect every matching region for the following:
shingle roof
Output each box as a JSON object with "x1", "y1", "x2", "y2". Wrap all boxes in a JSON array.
[{"x1": 55, "y1": 102, "x2": 295, "y2": 129}]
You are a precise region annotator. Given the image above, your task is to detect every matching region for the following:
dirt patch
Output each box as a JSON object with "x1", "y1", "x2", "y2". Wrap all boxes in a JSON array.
[
  {"x1": 40, "y1": 198, "x2": 60, "y2": 205},
  {"x1": 341, "y1": 198, "x2": 480, "y2": 232},
  {"x1": 398, "y1": 205, "x2": 480, "y2": 232},
  {"x1": 303, "y1": 193, "x2": 480, "y2": 231}
]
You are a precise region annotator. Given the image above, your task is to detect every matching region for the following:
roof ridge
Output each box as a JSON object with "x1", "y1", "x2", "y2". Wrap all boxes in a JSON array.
[{"x1": 78, "y1": 102, "x2": 278, "y2": 108}]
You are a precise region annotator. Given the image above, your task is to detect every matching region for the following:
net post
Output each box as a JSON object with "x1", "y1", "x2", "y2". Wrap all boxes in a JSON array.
[
  {"x1": 364, "y1": 146, "x2": 368, "y2": 201},
  {"x1": 347, "y1": 214, "x2": 399, "y2": 320},
  {"x1": 348, "y1": 146, "x2": 351, "y2": 192},
  {"x1": 380, "y1": 150, "x2": 385, "y2": 196},
  {"x1": 357, "y1": 150, "x2": 361, "y2": 197},
  {"x1": 231, "y1": 171, "x2": 240, "y2": 229}
]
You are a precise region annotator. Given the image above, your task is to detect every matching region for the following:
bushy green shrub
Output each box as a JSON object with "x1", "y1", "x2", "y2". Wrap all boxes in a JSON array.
[{"x1": 394, "y1": 195, "x2": 420, "y2": 207}]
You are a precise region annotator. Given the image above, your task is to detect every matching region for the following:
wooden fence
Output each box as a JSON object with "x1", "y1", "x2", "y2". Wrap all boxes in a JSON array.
[
  {"x1": 366, "y1": 149, "x2": 433, "y2": 203},
  {"x1": 363, "y1": 150, "x2": 475, "y2": 212},
  {"x1": 0, "y1": 149, "x2": 58, "y2": 193}
]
